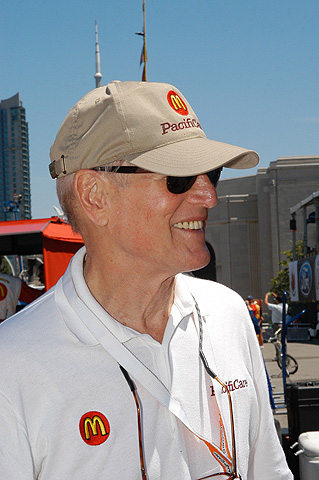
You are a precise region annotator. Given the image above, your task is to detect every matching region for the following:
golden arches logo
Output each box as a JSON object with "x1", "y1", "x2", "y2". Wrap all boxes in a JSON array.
[
  {"x1": 84, "y1": 416, "x2": 107, "y2": 438},
  {"x1": 167, "y1": 90, "x2": 189, "y2": 115},
  {"x1": 79, "y1": 411, "x2": 110, "y2": 446},
  {"x1": 0, "y1": 283, "x2": 7, "y2": 301}
]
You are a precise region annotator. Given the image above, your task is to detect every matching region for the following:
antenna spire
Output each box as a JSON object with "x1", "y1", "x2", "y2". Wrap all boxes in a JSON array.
[
  {"x1": 142, "y1": 0, "x2": 147, "y2": 81},
  {"x1": 94, "y1": 21, "x2": 102, "y2": 88},
  {"x1": 136, "y1": 0, "x2": 147, "y2": 81}
]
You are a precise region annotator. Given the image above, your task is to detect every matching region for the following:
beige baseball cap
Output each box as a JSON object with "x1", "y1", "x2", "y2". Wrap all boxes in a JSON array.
[{"x1": 49, "y1": 80, "x2": 259, "y2": 179}]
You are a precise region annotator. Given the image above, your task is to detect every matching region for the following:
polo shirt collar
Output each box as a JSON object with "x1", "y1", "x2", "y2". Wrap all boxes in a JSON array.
[{"x1": 68, "y1": 247, "x2": 199, "y2": 345}]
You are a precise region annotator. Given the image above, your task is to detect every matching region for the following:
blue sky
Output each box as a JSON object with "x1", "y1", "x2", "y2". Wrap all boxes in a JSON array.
[{"x1": 1, "y1": 0, "x2": 318, "y2": 218}]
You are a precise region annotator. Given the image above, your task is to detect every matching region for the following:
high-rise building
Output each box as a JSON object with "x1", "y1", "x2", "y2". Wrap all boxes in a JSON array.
[{"x1": 0, "y1": 92, "x2": 31, "y2": 221}]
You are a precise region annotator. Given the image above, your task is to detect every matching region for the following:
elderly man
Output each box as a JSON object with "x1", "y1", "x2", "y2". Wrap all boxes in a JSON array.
[{"x1": 0, "y1": 81, "x2": 292, "y2": 479}]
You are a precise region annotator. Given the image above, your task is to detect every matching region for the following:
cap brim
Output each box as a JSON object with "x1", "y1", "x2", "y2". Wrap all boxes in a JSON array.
[{"x1": 126, "y1": 137, "x2": 259, "y2": 176}]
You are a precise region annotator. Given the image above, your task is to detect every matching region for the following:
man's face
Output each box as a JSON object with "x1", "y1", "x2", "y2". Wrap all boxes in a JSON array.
[{"x1": 105, "y1": 171, "x2": 218, "y2": 278}]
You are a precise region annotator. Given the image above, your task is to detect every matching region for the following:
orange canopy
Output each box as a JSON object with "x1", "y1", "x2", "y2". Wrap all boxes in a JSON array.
[{"x1": 0, "y1": 217, "x2": 84, "y2": 290}]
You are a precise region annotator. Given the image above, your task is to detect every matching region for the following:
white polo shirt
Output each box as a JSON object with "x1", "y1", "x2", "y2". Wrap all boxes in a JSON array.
[{"x1": 0, "y1": 247, "x2": 293, "y2": 479}]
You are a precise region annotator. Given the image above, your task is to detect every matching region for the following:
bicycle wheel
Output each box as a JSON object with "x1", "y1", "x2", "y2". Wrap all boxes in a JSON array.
[{"x1": 277, "y1": 354, "x2": 298, "y2": 375}]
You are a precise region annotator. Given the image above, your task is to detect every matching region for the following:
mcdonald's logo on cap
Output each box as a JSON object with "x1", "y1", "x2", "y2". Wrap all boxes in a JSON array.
[
  {"x1": 167, "y1": 90, "x2": 189, "y2": 115},
  {"x1": 79, "y1": 411, "x2": 110, "y2": 446}
]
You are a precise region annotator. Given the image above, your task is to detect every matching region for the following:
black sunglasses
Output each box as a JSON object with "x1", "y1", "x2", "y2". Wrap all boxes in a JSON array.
[{"x1": 92, "y1": 166, "x2": 223, "y2": 194}]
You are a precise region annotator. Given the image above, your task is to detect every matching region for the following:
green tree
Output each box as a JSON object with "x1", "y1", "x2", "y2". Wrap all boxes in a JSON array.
[
  {"x1": 269, "y1": 241, "x2": 303, "y2": 305},
  {"x1": 0, "y1": 256, "x2": 13, "y2": 275}
]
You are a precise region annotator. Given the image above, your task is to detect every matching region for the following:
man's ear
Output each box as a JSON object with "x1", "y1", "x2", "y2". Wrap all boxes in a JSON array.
[{"x1": 73, "y1": 170, "x2": 109, "y2": 227}]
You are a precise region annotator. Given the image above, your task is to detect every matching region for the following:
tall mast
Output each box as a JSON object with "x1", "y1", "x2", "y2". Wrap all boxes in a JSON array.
[
  {"x1": 94, "y1": 21, "x2": 102, "y2": 88},
  {"x1": 142, "y1": 0, "x2": 147, "y2": 81},
  {"x1": 136, "y1": 1, "x2": 147, "y2": 81}
]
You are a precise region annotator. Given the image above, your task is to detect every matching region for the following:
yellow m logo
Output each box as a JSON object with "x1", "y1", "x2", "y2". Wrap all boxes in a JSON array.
[
  {"x1": 170, "y1": 94, "x2": 187, "y2": 112},
  {"x1": 84, "y1": 415, "x2": 107, "y2": 440}
]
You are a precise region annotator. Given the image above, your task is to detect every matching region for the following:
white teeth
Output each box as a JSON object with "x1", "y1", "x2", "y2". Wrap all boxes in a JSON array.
[{"x1": 173, "y1": 221, "x2": 203, "y2": 230}]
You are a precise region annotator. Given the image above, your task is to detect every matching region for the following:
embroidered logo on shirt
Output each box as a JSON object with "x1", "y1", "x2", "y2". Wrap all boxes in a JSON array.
[
  {"x1": 210, "y1": 378, "x2": 248, "y2": 396},
  {"x1": 79, "y1": 411, "x2": 110, "y2": 446}
]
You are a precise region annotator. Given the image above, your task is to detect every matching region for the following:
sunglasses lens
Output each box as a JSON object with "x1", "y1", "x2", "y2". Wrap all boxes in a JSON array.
[
  {"x1": 166, "y1": 176, "x2": 197, "y2": 194},
  {"x1": 207, "y1": 167, "x2": 223, "y2": 188},
  {"x1": 167, "y1": 168, "x2": 223, "y2": 194}
]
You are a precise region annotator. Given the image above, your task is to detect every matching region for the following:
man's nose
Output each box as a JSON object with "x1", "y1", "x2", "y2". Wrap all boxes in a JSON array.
[{"x1": 186, "y1": 174, "x2": 218, "y2": 208}]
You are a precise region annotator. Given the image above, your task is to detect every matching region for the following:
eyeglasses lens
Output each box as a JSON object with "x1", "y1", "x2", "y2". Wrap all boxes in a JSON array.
[
  {"x1": 207, "y1": 167, "x2": 223, "y2": 188},
  {"x1": 166, "y1": 167, "x2": 223, "y2": 194},
  {"x1": 166, "y1": 176, "x2": 197, "y2": 194}
]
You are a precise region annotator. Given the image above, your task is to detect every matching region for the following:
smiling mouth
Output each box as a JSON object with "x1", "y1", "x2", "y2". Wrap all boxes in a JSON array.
[{"x1": 173, "y1": 220, "x2": 204, "y2": 230}]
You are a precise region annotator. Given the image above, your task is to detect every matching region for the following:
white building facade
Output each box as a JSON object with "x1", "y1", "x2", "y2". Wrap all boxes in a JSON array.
[{"x1": 204, "y1": 156, "x2": 319, "y2": 301}]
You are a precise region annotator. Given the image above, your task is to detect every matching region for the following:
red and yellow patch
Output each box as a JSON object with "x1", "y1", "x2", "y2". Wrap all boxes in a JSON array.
[
  {"x1": 0, "y1": 283, "x2": 8, "y2": 301},
  {"x1": 167, "y1": 90, "x2": 189, "y2": 115},
  {"x1": 79, "y1": 411, "x2": 110, "y2": 446}
]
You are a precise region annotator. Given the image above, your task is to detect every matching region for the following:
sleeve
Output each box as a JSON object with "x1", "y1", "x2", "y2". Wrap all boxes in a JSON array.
[
  {"x1": 246, "y1": 334, "x2": 293, "y2": 479},
  {"x1": 0, "y1": 392, "x2": 35, "y2": 479}
]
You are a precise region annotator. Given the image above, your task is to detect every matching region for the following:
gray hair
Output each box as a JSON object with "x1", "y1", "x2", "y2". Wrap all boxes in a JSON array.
[
  {"x1": 56, "y1": 160, "x2": 128, "y2": 233},
  {"x1": 56, "y1": 173, "x2": 80, "y2": 232}
]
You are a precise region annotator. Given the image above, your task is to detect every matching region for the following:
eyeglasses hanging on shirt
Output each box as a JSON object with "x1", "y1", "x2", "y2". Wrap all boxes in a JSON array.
[{"x1": 120, "y1": 296, "x2": 240, "y2": 480}]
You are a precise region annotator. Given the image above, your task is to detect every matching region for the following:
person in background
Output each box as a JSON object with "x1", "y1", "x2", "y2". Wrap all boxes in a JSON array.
[
  {"x1": 246, "y1": 296, "x2": 264, "y2": 346},
  {"x1": 0, "y1": 258, "x2": 43, "y2": 322},
  {"x1": 308, "y1": 302, "x2": 319, "y2": 340},
  {"x1": 245, "y1": 299, "x2": 260, "y2": 336},
  {"x1": 264, "y1": 291, "x2": 287, "y2": 333}
]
